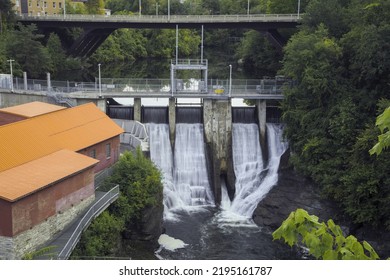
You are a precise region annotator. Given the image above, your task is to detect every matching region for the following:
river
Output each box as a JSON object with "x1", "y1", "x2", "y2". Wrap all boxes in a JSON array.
[{"x1": 147, "y1": 123, "x2": 303, "y2": 260}]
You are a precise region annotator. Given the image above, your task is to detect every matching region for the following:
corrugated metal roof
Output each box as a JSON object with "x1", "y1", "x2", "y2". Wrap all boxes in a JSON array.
[
  {"x1": 0, "y1": 102, "x2": 124, "y2": 172},
  {"x1": 0, "y1": 101, "x2": 66, "y2": 117},
  {"x1": 0, "y1": 149, "x2": 99, "y2": 202}
]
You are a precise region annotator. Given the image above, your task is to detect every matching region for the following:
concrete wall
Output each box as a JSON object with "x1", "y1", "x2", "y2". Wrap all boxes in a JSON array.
[
  {"x1": 0, "y1": 91, "x2": 49, "y2": 109},
  {"x1": 256, "y1": 100, "x2": 267, "y2": 159},
  {"x1": 203, "y1": 99, "x2": 234, "y2": 204},
  {"x1": 169, "y1": 98, "x2": 176, "y2": 146},
  {"x1": 0, "y1": 91, "x2": 106, "y2": 113}
]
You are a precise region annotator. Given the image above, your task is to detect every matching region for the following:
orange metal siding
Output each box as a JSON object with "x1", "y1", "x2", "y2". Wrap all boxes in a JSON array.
[
  {"x1": 0, "y1": 103, "x2": 123, "y2": 172},
  {"x1": 0, "y1": 101, "x2": 65, "y2": 118},
  {"x1": 0, "y1": 149, "x2": 98, "y2": 202}
]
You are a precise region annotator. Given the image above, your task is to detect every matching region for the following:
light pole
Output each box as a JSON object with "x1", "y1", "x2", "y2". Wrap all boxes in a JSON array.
[
  {"x1": 63, "y1": 0, "x2": 66, "y2": 18},
  {"x1": 98, "y1": 63, "x2": 102, "y2": 98},
  {"x1": 168, "y1": 0, "x2": 170, "y2": 21},
  {"x1": 229, "y1": 64, "x2": 232, "y2": 97},
  {"x1": 297, "y1": 0, "x2": 301, "y2": 18},
  {"x1": 7, "y1": 59, "x2": 14, "y2": 92},
  {"x1": 156, "y1": 2, "x2": 159, "y2": 16},
  {"x1": 247, "y1": 0, "x2": 250, "y2": 16},
  {"x1": 139, "y1": 0, "x2": 142, "y2": 16}
]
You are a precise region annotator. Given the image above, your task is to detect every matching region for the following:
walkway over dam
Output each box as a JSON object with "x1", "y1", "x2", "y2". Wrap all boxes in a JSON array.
[{"x1": 17, "y1": 13, "x2": 300, "y2": 56}]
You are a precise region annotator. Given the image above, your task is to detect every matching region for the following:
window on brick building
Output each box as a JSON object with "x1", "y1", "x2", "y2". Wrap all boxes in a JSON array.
[
  {"x1": 90, "y1": 149, "x2": 96, "y2": 159},
  {"x1": 106, "y1": 143, "x2": 111, "y2": 158},
  {"x1": 53, "y1": 2, "x2": 56, "y2": 8}
]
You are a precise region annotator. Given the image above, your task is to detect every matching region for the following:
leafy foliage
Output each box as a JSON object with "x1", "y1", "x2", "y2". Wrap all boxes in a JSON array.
[
  {"x1": 72, "y1": 148, "x2": 163, "y2": 258},
  {"x1": 281, "y1": 0, "x2": 390, "y2": 228},
  {"x1": 6, "y1": 24, "x2": 52, "y2": 78},
  {"x1": 273, "y1": 209, "x2": 380, "y2": 260},
  {"x1": 370, "y1": 106, "x2": 390, "y2": 156}
]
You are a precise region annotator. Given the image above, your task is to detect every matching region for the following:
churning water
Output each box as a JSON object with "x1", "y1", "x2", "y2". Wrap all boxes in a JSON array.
[{"x1": 148, "y1": 122, "x2": 296, "y2": 259}]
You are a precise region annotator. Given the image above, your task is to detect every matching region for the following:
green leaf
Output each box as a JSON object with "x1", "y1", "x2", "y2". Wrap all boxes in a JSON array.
[
  {"x1": 363, "y1": 241, "x2": 380, "y2": 260},
  {"x1": 323, "y1": 249, "x2": 338, "y2": 260},
  {"x1": 321, "y1": 232, "x2": 334, "y2": 251},
  {"x1": 294, "y1": 208, "x2": 308, "y2": 224}
]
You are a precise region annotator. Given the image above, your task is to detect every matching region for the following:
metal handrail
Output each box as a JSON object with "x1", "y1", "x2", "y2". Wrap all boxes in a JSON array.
[
  {"x1": 17, "y1": 13, "x2": 300, "y2": 23},
  {"x1": 57, "y1": 185, "x2": 120, "y2": 260}
]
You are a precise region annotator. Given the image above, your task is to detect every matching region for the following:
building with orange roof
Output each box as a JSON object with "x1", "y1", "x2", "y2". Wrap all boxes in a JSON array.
[
  {"x1": 0, "y1": 101, "x2": 65, "y2": 126},
  {"x1": 0, "y1": 102, "x2": 123, "y2": 259}
]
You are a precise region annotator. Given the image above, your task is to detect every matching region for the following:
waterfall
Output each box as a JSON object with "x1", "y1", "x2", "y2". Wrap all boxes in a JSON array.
[
  {"x1": 227, "y1": 123, "x2": 288, "y2": 218},
  {"x1": 173, "y1": 124, "x2": 214, "y2": 207},
  {"x1": 148, "y1": 123, "x2": 214, "y2": 221}
]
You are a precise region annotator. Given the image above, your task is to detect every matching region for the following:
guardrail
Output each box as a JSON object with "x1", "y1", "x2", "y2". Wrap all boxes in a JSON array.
[
  {"x1": 113, "y1": 119, "x2": 149, "y2": 151},
  {"x1": 1, "y1": 76, "x2": 289, "y2": 98},
  {"x1": 17, "y1": 13, "x2": 300, "y2": 23},
  {"x1": 57, "y1": 185, "x2": 120, "y2": 260}
]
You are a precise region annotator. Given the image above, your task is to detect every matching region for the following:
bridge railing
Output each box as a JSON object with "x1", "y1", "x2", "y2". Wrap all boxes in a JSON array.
[
  {"x1": 1, "y1": 76, "x2": 289, "y2": 97},
  {"x1": 57, "y1": 184, "x2": 120, "y2": 260},
  {"x1": 17, "y1": 13, "x2": 300, "y2": 23}
]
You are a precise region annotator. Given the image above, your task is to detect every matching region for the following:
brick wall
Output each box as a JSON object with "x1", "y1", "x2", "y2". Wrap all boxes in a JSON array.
[
  {"x1": 78, "y1": 136, "x2": 120, "y2": 173},
  {"x1": 0, "y1": 195, "x2": 94, "y2": 260}
]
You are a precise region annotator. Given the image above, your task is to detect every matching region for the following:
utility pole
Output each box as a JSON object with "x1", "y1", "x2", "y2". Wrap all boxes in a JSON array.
[
  {"x1": 229, "y1": 65, "x2": 232, "y2": 97},
  {"x1": 63, "y1": 0, "x2": 66, "y2": 18},
  {"x1": 297, "y1": 0, "x2": 301, "y2": 18},
  {"x1": 98, "y1": 64, "x2": 102, "y2": 98},
  {"x1": 7, "y1": 59, "x2": 14, "y2": 92}
]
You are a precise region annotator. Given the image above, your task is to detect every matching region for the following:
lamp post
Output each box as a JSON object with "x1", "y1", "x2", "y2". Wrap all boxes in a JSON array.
[
  {"x1": 229, "y1": 64, "x2": 232, "y2": 97},
  {"x1": 168, "y1": 0, "x2": 170, "y2": 21},
  {"x1": 7, "y1": 59, "x2": 14, "y2": 92},
  {"x1": 247, "y1": 0, "x2": 250, "y2": 16},
  {"x1": 297, "y1": 0, "x2": 301, "y2": 18},
  {"x1": 63, "y1": 0, "x2": 66, "y2": 18},
  {"x1": 98, "y1": 63, "x2": 102, "y2": 98},
  {"x1": 156, "y1": 2, "x2": 159, "y2": 16},
  {"x1": 139, "y1": 0, "x2": 141, "y2": 16}
]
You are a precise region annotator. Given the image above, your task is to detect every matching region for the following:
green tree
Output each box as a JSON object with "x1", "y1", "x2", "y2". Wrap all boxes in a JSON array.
[
  {"x1": 90, "y1": 28, "x2": 147, "y2": 64},
  {"x1": 146, "y1": 29, "x2": 200, "y2": 58},
  {"x1": 370, "y1": 106, "x2": 390, "y2": 156},
  {"x1": 0, "y1": 0, "x2": 14, "y2": 33},
  {"x1": 46, "y1": 33, "x2": 67, "y2": 76},
  {"x1": 6, "y1": 24, "x2": 52, "y2": 78},
  {"x1": 273, "y1": 209, "x2": 380, "y2": 260},
  {"x1": 74, "y1": 211, "x2": 124, "y2": 257},
  {"x1": 85, "y1": 0, "x2": 105, "y2": 14},
  {"x1": 280, "y1": 0, "x2": 390, "y2": 228},
  {"x1": 237, "y1": 30, "x2": 282, "y2": 77},
  {"x1": 72, "y1": 149, "x2": 163, "y2": 258}
]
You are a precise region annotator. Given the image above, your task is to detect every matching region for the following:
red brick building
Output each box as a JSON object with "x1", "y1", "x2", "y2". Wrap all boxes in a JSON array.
[{"x1": 0, "y1": 102, "x2": 123, "y2": 259}]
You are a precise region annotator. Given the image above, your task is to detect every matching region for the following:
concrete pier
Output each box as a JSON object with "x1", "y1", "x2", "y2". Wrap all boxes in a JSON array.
[
  {"x1": 256, "y1": 100, "x2": 267, "y2": 159},
  {"x1": 203, "y1": 99, "x2": 234, "y2": 204},
  {"x1": 133, "y1": 98, "x2": 142, "y2": 122},
  {"x1": 169, "y1": 97, "x2": 176, "y2": 146}
]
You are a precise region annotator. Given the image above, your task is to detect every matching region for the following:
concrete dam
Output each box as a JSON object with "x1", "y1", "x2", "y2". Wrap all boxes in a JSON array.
[{"x1": 108, "y1": 97, "x2": 285, "y2": 209}]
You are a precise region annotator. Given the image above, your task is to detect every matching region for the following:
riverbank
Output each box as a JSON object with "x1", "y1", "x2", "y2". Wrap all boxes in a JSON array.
[{"x1": 253, "y1": 164, "x2": 390, "y2": 259}]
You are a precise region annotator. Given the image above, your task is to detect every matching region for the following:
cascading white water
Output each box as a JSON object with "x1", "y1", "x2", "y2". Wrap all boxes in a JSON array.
[
  {"x1": 148, "y1": 123, "x2": 214, "y2": 221},
  {"x1": 226, "y1": 123, "x2": 288, "y2": 219},
  {"x1": 173, "y1": 124, "x2": 214, "y2": 207}
]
